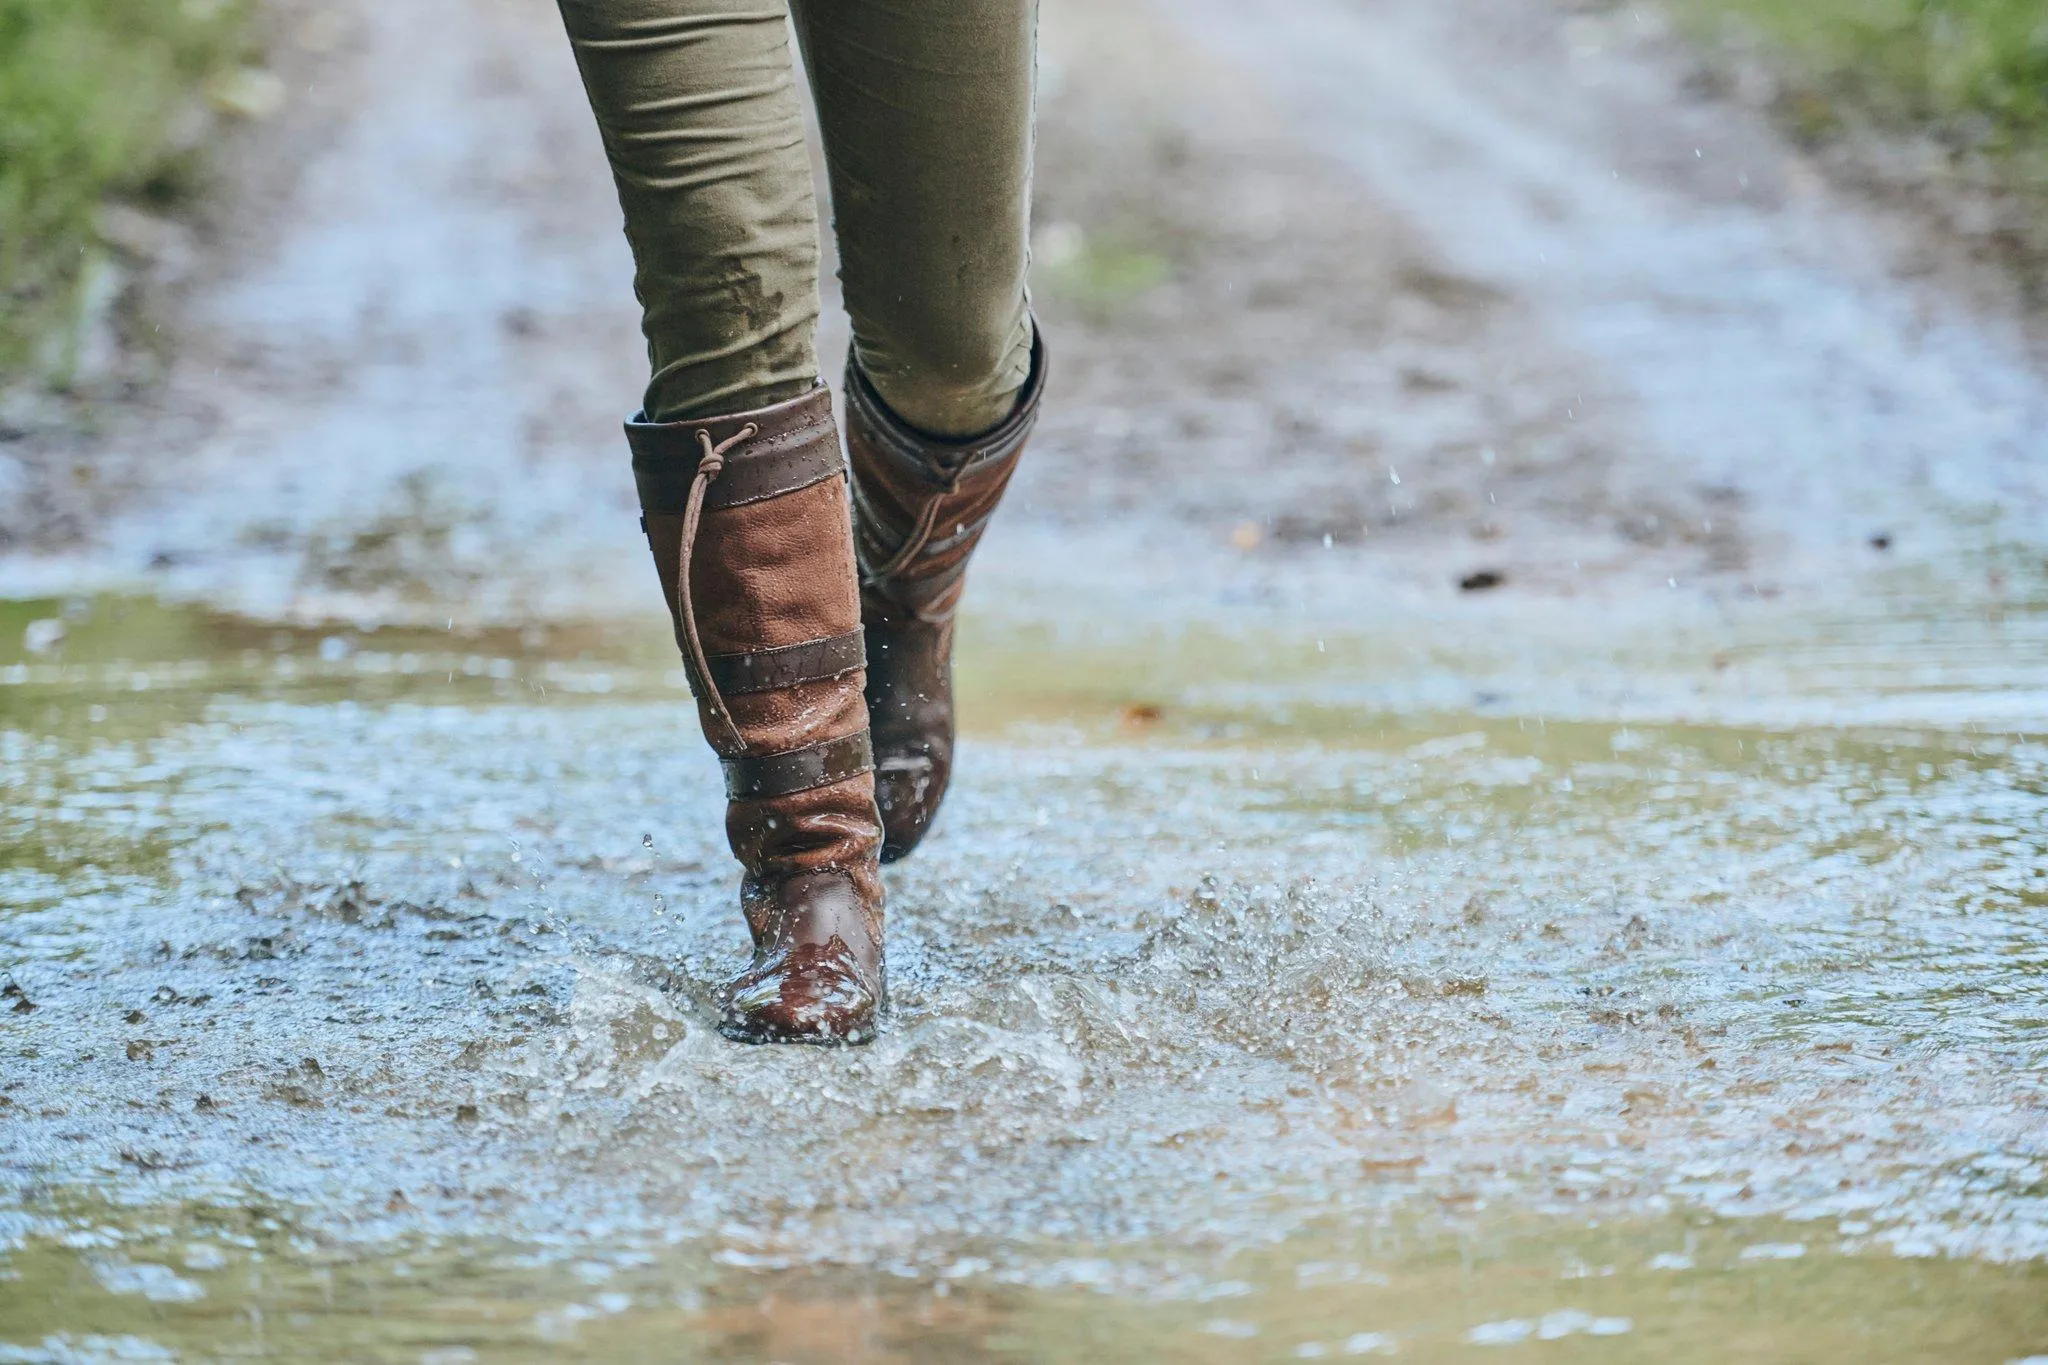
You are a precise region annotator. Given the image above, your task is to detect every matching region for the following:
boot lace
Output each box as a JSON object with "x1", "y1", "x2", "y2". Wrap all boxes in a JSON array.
[{"x1": 677, "y1": 422, "x2": 757, "y2": 754}]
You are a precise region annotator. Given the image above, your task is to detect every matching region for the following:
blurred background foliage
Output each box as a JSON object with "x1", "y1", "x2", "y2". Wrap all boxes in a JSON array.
[
  {"x1": 0, "y1": 0, "x2": 253, "y2": 374},
  {"x1": 1679, "y1": 0, "x2": 2048, "y2": 150}
]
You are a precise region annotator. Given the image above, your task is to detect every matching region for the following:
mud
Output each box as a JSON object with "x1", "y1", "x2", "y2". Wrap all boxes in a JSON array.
[{"x1": 3, "y1": 0, "x2": 2046, "y2": 1358}]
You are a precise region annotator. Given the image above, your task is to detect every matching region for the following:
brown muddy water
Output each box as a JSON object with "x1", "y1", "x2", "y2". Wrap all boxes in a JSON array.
[{"x1": 2, "y1": 580, "x2": 2044, "y2": 1362}]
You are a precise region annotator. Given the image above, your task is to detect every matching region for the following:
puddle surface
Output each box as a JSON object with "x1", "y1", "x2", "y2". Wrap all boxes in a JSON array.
[
  {"x1": 4, "y1": 1202, "x2": 2045, "y2": 1362},
  {"x1": 3, "y1": 590, "x2": 2044, "y2": 1360}
]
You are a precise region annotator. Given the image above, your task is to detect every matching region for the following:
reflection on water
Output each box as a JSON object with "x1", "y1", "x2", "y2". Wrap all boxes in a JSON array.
[
  {"x1": 3, "y1": 1200, "x2": 2045, "y2": 1362},
  {"x1": 2, "y1": 590, "x2": 2044, "y2": 1360}
]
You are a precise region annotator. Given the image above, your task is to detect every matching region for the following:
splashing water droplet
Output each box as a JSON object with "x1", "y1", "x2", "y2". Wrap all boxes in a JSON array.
[
  {"x1": 652, "y1": 895, "x2": 666, "y2": 918},
  {"x1": 641, "y1": 833, "x2": 654, "y2": 850}
]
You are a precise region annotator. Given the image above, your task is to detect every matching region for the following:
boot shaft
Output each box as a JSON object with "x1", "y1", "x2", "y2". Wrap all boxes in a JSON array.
[
  {"x1": 628, "y1": 385, "x2": 882, "y2": 907},
  {"x1": 845, "y1": 330, "x2": 1046, "y2": 623}
]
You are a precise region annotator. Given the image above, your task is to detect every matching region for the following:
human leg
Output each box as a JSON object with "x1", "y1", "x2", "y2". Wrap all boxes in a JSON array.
[
  {"x1": 792, "y1": 0, "x2": 1047, "y2": 860},
  {"x1": 556, "y1": 0, "x2": 884, "y2": 1041}
]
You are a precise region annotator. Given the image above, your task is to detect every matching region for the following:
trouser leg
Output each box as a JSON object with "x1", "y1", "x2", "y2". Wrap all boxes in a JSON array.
[
  {"x1": 556, "y1": 0, "x2": 821, "y2": 421},
  {"x1": 791, "y1": 0, "x2": 1038, "y2": 438}
]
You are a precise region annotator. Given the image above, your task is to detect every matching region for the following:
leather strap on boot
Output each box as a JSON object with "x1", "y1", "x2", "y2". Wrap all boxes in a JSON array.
[{"x1": 628, "y1": 387, "x2": 875, "y2": 800}]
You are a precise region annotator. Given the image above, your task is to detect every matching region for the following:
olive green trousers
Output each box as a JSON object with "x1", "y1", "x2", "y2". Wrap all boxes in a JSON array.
[{"x1": 556, "y1": 0, "x2": 1037, "y2": 437}]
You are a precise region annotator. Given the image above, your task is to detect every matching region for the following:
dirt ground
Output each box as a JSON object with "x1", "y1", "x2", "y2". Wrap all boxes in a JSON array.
[{"x1": 4, "y1": 0, "x2": 2041, "y2": 610}]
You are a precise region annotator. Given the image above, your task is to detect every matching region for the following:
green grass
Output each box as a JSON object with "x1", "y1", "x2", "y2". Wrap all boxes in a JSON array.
[
  {"x1": 1674, "y1": 0, "x2": 2048, "y2": 150},
  {"x1": 0, "y1": 0, "x2": 253, "y2": 377}
]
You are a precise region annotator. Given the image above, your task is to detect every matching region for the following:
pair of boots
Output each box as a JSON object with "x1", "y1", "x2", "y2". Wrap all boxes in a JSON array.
[{"x1": 629, "y1": 337, "x2": 1044, "y2": 1044}]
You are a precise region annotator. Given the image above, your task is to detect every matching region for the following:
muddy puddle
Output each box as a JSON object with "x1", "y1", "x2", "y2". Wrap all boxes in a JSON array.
[
  {"x1": 3, "y1": 586, "x2": 2044, "y2": 1360},
  {"x1": 4, "y1": 1200, "x2": 2045, "y2": 1362}
]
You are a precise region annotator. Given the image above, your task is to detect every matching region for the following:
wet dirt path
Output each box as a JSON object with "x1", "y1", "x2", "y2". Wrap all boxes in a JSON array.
[{"x1": 3, "y1": 0, "x2": 2046, "y2": 1359}]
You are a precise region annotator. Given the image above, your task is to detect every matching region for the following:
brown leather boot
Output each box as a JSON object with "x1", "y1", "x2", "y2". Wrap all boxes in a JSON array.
[
  {"x1": 629, "y1": 386, "x2": 885, "y2": 1044},
  {"x1": 846, "y1": 330, "x2": 1046, "y2": 863}
]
